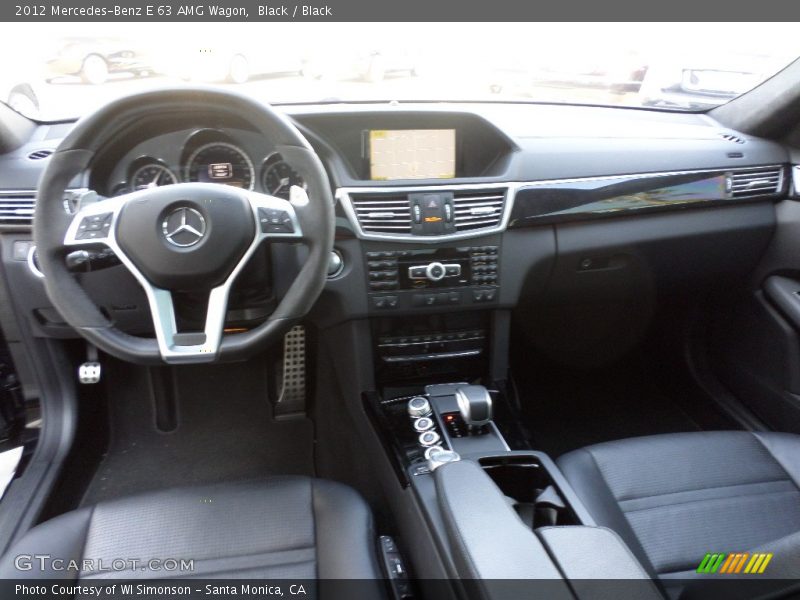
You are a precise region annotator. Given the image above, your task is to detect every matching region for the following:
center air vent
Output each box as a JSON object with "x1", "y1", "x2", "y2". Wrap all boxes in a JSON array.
[
  {"x1": 350, "y1": 192, "x2": 412, "y2": 234},
  {"x1": 452, "y1": 189, "x2": 506, "y2": 231},
  {"x1": 347, "y1": 187, "x2": 508, "y2": 237},
  {"x1": 729, "y1": 167, "x2": 784, "y2": 198},
  {"x1": 0, "y1": 191, "x2": 36, "y2": 224}
]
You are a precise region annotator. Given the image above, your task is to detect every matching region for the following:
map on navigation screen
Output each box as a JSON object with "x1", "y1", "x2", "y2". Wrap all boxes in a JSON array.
[{"x1": 369, "y1": 129, "x2": 456, "y2": 180}]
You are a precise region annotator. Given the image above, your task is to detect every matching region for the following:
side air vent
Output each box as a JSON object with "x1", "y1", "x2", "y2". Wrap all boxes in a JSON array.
[
  {"x1": 350, "y1": 192, "x2": 412, "y2": 234},
  {"x1": 452, "y1": 189, "x2": 506, "y2": 231},
  {"x1": 27, "y1": 149, "x2": 53, "y2": 160},
  {"x1": 730, "y1": 167, "x2": 784, "y2": 198},
  {"x1": 719, "y1": 133, "x2": 746, "y2": 145},
  {"x1": 0, "y1": 191, "x2": 35, "y2": 224}
]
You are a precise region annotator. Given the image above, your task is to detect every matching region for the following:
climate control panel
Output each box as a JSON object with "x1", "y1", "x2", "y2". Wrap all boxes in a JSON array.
[{"x1": 365, "y1": 245, "x2": 500, "y2": 312}]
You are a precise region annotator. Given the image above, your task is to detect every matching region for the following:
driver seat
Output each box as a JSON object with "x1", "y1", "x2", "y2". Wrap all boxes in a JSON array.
[{"x1": 0, "y1": 477, "x2": 384, "y2": 582}]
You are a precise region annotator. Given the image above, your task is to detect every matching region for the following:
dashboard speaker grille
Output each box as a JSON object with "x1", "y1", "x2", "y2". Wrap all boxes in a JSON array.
[
  {"x1": 350, "y1": 192, "x2": 412, "y2": 234},
  {"x1": 452, "y1": 189, "x2": 506, "y2": 231},
  {"x1": 730, "y1": 167, "x2": 784, "y2": 198},
  {"x1": 0, "y1": 192, "x2": 35, "y2": 224}
]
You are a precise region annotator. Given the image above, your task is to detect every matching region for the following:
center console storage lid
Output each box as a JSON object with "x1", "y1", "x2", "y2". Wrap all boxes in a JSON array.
[
  {"x1": 536, "y1": 526, "x2": 663, "y2": 600},
  {"x1": 434, "y1": 459, "x2": 572, "y2": 597}
]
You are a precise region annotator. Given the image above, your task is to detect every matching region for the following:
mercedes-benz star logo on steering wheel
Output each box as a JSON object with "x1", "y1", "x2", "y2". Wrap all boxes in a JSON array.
[{"x1": 162, "y1": 207, "x2": 207, "y2": 248}]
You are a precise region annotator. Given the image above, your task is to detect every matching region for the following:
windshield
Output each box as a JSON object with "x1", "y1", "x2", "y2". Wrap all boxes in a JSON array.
[{"x1": 1, "y1": 22, "x2": 798, "y2": 121}]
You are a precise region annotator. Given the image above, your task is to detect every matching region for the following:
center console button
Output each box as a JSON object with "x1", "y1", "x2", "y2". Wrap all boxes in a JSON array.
[
  {"x1": 407, "y1": 396, "x2": 432, "y2": 418},
  {"x1": 413, "y1": 417, "x2": 435, "y2": 432},
  {"x1": 423, "y1": 445, "x2": 445, "y2": 460},
  {"x1": 418, "y1": 430, "x2": 441, "y2": 447}
]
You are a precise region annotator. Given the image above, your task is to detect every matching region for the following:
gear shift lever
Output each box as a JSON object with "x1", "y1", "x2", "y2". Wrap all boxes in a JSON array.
[{"x1": 455, "y1": 385, "x2": 493, "y2": 432}]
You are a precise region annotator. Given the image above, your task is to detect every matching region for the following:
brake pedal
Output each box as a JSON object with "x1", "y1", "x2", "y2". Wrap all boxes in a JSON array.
[{"x1": 78, "y1": 344, "x2": 102, "y2": 385}]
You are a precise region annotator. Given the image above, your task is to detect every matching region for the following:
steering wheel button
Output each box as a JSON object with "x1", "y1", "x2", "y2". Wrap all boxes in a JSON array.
[
  {"x1": 258, "y1": 207, "x2": 294, "y2": 234},
  {"x1": 77, "y1": 213, "x2": 113, "y2": 238}
]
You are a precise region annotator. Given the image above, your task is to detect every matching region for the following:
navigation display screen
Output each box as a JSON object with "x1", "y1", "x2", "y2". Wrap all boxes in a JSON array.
[{"x1": 369, "y1": 129, "x2": 456, "y2": 180}]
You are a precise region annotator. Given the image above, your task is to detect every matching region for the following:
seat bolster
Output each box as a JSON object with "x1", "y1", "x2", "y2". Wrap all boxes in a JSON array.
[
  {"x1": 311, "y1": 479, "x2": 382, "y2": 580},
  {"x1": 556, "y1": 448, "x2": 658, "y2": 579},
  {"x1": 0, "y1": 507, "x2": 93, "y2": 579},
  {"x1": 752, "y1": 432, "x2": 800, "y2": 489}
]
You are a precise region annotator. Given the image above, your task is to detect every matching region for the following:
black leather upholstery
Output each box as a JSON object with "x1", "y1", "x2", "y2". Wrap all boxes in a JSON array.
[
  {"x1": 557, "y1": 432, "x2": 800, "y2": 580},
  {"x1": 0, "y1": 477, "x2": 383, "y2": 581}
]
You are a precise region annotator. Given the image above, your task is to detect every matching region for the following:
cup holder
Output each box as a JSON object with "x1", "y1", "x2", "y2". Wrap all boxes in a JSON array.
[{"x1": 479, "y1": 454, "x2": 579, "y2": 528}]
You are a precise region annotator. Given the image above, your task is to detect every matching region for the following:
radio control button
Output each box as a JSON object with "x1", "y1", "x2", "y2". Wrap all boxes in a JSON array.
[
  {"x1": 444, "y1": 264, "x2": 461, "y2": 277},
  {"x1": 408, "y1": 266, "x2": 427, "y2": 279},
  {"x1": 372, "y1": 295, "x2": 398, "y2": 309},
  {"x1": 473, "y1": 289, "x2": 497, "y2": 302}
]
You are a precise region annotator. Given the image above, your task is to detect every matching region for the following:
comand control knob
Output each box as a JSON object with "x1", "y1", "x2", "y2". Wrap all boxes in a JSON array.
[
  {"x1": 425, "y1": 262, "x2": 446, "y2": 282},
  {"x1": 407, "y1": 396, "x2": 432, "y2": 418},
  {"x1": 426, "y1": 447, "x2": 461, "y2": 471}
]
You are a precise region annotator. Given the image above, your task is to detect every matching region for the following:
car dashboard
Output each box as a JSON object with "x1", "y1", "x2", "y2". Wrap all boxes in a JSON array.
[{"x1": 0, "y1": 100, "x2": 789, "y2": 368}]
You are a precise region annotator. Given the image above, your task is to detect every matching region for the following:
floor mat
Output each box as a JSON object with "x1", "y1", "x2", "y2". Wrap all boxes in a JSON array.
[
  {"x1": 82, "y1": 358, "x2": 314, "y2": 505},
  {"x1": 513, "y1": 349, "x2": 738, "y2": 458}
]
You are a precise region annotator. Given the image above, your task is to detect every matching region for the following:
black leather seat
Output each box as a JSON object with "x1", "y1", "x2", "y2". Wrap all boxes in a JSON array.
[
  {"x1": 557, "y1": 431, "x2": 800, "y2": 584},
  {"x1": 0, "y1": 477, "x2": 383, "y2": 581}
]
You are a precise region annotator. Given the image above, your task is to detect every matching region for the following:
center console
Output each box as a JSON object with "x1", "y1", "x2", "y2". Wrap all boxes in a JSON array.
[{"x1": 366, "y1": 379, "x2": 662, "y2": 599}]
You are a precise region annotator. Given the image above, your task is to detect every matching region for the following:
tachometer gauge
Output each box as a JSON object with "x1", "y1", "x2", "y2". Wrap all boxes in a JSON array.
[
  {"x1": 262, "y1": 157, "x2": 306, "y2": 200},
  {"x1": 130, "y1": 163, "x2": 178, "y2": 191},
  {"x1": 186, "y1": 142, "x2": 254, "y2": 190}
]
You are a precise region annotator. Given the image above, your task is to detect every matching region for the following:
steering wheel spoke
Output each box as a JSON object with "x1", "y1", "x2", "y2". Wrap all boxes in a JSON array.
[{"x1": 147, "y1": 287, "x2": 228, "y2": 363}]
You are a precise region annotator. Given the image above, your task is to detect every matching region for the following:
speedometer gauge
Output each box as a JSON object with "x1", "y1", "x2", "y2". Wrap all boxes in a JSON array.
[
  {"x1": 186, "y1": 142, "x2": 254, "y2": 190},
  {"x1": 130, "y1": 163, "x2": 178, "y2": 191}
]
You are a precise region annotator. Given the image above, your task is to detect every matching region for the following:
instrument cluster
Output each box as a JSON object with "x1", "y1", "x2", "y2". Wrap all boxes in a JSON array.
[{"x1": 111, "y1": 128, "x2": 306, "y2": 200}]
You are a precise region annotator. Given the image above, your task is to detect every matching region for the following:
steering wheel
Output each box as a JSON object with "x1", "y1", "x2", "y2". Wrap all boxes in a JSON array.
[{"x1": 33, "y1": 88, "x2": 334, "y2": 365}]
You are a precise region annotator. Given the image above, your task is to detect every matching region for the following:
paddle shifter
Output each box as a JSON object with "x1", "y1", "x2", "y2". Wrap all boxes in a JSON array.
[{"x1": 454, "y1": 385, "x2": 493, "y2": 433}]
